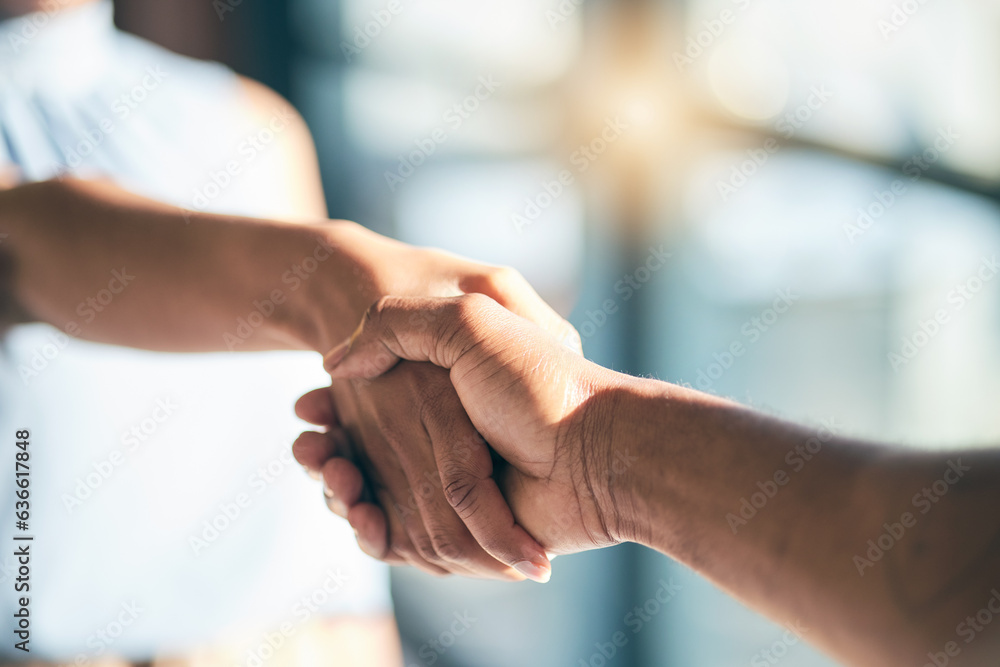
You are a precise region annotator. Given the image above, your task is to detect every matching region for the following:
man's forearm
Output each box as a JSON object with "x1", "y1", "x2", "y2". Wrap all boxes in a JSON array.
[
  {"x1": 0, "y1": 179, "x2": 387, "y2": 353},
  {"x1": 314, "y1": 291, "x2": 1000, "y2": 664},
  {"x1": 611, "y1": 378, "x2": 1000, "y2": 665}
]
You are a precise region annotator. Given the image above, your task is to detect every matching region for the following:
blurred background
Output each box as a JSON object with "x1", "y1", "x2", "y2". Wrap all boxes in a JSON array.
[{"x1": 114, "y1": 0, "x2": 1000, "y2": 664}]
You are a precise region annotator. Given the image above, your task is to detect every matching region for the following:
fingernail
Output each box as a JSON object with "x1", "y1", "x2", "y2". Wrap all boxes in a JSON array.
[
  {"x1": 322, "y1": 480, "x2": 335, "y2": 498},
  {"x1": 513, "y1": 560, "x2": 551, "y2": 584},
  {"x1": 324, "y1": 340, "x2": 350, "y2": 372}
]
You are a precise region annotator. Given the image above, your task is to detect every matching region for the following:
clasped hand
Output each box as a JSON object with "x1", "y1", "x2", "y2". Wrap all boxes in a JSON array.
[{"x1": 294, "y1": 288, "x2": 629, "y2": 584}]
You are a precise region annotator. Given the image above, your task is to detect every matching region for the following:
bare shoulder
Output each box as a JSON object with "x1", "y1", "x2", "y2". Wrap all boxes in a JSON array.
[{"x1": 232, "y1": 76, "x2": 328, "y2": 220}]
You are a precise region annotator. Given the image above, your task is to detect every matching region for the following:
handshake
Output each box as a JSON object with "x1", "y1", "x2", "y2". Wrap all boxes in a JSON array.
[
  {"x1": 292, "y1": 269, "x2": 635, "y2": 584},
  {"x1": 8, "y1": 180, "x2": 994, "y2": 665},
  {"x1": 284, "y1": 221, "x2": 1000, "y2": 666}
]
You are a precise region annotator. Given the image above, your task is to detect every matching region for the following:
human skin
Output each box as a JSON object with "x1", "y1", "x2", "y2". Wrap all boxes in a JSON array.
[
  {"x1": 0, "y1": 0, "x2": 577, "y2": 577},
  {"x1": 0, "y1": 6, "x2": 505, "y2": 657},
  {"x1": 319, "y1": 293, "x2": 1000, "y2": 667},
  {"x1": 0, "y1": 176, "x2": 579, "y2": 582}
]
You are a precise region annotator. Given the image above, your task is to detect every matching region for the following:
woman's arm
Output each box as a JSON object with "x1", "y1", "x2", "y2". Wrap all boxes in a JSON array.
[
  {"x1": 324, "y1": 294, "x2": 1000, "y2": 666},
  {"x1": 0, "y1": 177, "x2": 578, "y2": 581},
  {"x1": 0, "y1": 178, "x2": 578, "y2": 353},
  {"x1": 0, "y1": 178, "x2": 370, "y2": 351}
]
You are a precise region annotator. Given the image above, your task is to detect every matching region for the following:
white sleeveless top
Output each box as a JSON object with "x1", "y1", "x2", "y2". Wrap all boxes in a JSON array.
[{"x1": 0, "y1": 1, "x2": 390, "y2": 661}]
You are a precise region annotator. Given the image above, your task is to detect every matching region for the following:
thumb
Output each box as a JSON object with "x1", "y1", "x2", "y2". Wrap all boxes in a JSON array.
[
  {"x1": 325, "y1": 294, "x2": 499, "y2": 379},
  {"x1": 460, "y1": 266, "x2": 583, "y2": 355}
]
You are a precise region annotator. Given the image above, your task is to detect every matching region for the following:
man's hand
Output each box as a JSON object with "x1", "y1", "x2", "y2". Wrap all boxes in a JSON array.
[
  {"x1": 295, "y1": 367, "x2": 549, "y2": 581},
  {"x1": 321, "y1": 294, "x2": 629, "y2": 558}
]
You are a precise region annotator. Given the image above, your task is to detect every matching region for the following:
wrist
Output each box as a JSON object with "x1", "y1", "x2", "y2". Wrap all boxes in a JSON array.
[
  {"x1": 580, "y1": 373, "x2": 658, "y2": 547},
  {"x1": 561, "y1": 368, "x2": 658, "y2": 548},
  {"x1": 279, "y1": 221, "x2": 399, "y2": 352},
  {"x1": 285, "y1": 224, "x2": 488, "y2": 353}
]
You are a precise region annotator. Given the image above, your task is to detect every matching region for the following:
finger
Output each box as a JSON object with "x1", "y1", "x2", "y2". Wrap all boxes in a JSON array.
[
  {"x1": 346, "y1": 405, "x2": 460, "y2": 577},
  {"x1": 373, "y1": 425, "x2": 481, "y2": 578},
  {"x1": 375, "y1": 487, "x2": 451, "y2": 577},
  {"x1": 321, "y1": 457, "x2": 366, "y2": 517},
  {"x1": 464, "y1": 266, "x2": 583, "y2": 355},
  {"x1": 432, "y1": 424, "x2": 551, "y2": 583},
  {"x1": 295, "y1": 387, "x2": 336, "y2": 426},
  {"x1": 346, "y1": 502, "x2": 390, "y2": 560},
  {"x1": 292, "y1": 429, "x2": 347, "y2": 478},
  {"x1": 326, "y1": 294, "x2": 507, "y2": 380},
  {"x1": 419, "y1": 408, "x2": 526, "y2": 581},
  {"x1": 383, "y1": 379, "x2": 522, "y2": 580}
]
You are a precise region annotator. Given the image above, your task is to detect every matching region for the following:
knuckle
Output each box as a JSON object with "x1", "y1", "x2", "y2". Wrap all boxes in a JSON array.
[
  {"x1": 488, "y1": 265, "x2": 523, "y2": 289},
  {"x1": 411, "y1": 534, "x2": 444, "y2": 564},
  {"x1": 388, "y1": 533, "x2": 419, "y2": 561},
  {"x1": 429, "y1": 530, "x2": 469, "y2": 564},
  {"x1": 364, "y1": 295, "x2": 391, "y2": 328},
  {"x1": 393, "y1": 543, "x2": 419, "y2": 562},
  {"x1": 455, "y1": 292, "x2": 495, "y2": 323},
  {"x1": 442, "y1": 472, "x2": 480, "y2": 517},
  {"x1": 365, "y1": 295, "x2": 405, "y2": 334}
]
